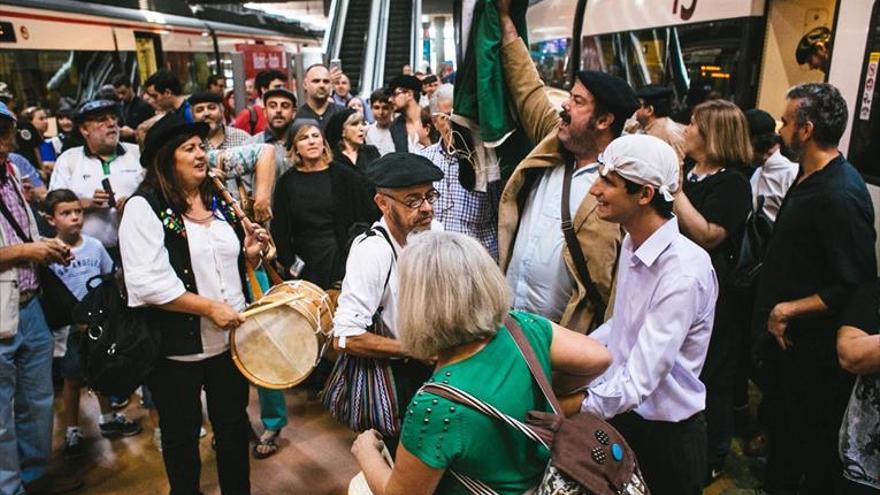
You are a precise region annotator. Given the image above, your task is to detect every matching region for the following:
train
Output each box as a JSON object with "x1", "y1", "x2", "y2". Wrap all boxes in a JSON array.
[
  {"x1": 0, "y1": 0, "x2": 322, "y2": 111},
  {"x1": 526, "y1": 0, "x2": 880, "y2": 265}
]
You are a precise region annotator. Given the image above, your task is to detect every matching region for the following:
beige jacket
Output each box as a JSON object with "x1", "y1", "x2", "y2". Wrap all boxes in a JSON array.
[
  {"x1": 498, "y1": 38, "x2": 622, "y2": 332},
  {"x1": 0, "y1": 163, "x2": 41, "y2": 338}
]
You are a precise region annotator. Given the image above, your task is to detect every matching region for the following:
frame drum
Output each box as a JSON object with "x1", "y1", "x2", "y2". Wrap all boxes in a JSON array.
[{"x1": 231, "y1": 280, "x2": 335, "y2": 389}]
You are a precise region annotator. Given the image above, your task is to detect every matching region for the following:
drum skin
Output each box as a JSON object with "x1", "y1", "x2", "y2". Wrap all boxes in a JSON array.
[{"x1": 231, "y1": 281, "x2": 335, "y2": 389}]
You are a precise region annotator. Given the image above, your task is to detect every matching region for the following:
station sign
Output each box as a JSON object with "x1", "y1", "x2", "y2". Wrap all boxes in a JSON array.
[{"x1": 235, "y1": 44, "x2": 289, "y2": 80}]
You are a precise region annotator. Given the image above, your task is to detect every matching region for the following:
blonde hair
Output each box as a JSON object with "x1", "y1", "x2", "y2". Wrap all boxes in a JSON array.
[
  {"x1": 398, "y1": 231, "x2": 511, "y2": 359},
  {"x1": 288, "y1": 123, "x2": 333, "y2": 167},
  {"x1": 692, "y1": 99, "x2": 753, "y2": 168}
]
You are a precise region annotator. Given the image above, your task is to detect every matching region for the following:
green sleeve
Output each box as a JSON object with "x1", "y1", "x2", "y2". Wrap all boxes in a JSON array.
[
  {"x1": 207, "y1": 144, "x2": 264, "y2": 179},
  {"x1": 400, "y1": 392, "x2": 464, "y2": 470},
  {"x1": 509, "y1": 310, "x2": 553, "y2": 378}
]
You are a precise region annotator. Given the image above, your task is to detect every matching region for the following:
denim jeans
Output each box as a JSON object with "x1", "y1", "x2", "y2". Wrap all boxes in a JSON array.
[{"x1": 0, "y1": 298, "x2": 54, "y2": 495}]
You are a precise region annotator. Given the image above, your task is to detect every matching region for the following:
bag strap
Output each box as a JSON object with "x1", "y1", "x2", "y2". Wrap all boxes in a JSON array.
[
  {"x1": 561, "y1": 162, "x2": 605, "y2": 330},
  {"x1": 0, "y1": 194, "x2": 33, "y2": 243},
  {"x1": 503, "y1": 315, "x2": 562, "y2": 415}
]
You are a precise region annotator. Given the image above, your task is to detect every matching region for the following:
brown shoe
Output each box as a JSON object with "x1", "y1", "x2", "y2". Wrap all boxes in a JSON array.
[{"x1": 23, "y1": 473, "x2": 84, "y2": 494}]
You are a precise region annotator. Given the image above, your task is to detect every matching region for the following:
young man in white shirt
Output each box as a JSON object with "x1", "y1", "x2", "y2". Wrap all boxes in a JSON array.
[
  {"x1": 332, "y1": 152, "x2": 444, "y2": 454},
  {"x1": 49, "y1": 99, "x2": 144, "y2": 259},
  {"x1": 744, "y1": 108, "x2": 798, "y2": 222},
  {"x1": 365, "y1": 89, "x2": 395, "y2": 156},
  {"x1": 576, "y1": 134, "x2": 718, "y2": 495}
]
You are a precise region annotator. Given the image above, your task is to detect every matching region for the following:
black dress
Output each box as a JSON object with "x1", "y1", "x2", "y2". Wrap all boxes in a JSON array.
[{"x1": 332, "y1": 144, "x2": 381, "y2": 174}]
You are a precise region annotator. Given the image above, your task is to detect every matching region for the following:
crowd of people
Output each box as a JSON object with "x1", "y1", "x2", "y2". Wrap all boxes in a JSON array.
[{"x1": 0, "y1": 4, "x2": 877, "y2": 495}]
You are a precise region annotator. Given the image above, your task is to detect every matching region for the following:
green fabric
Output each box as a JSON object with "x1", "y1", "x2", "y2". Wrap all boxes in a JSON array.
[
  {"x1": 247, "y1": 266, "x2": 289, "y2": 431},
  {"x1": 400, "y1": 311, "x2": 552, "y2": 495},
  {"x1": 453, "y1": 0, "x2": 529, "y2": 144}
]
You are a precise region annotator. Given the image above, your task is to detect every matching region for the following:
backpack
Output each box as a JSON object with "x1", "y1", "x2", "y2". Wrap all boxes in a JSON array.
[
  {"x1": 730, "y1": 195, "x2": 774, "y2": 292},
  {"x1": 71, "y1": 272, "x2": 160, "y2": 398},
  {"x1": 423, "y1": 314, "x2": 650, "y2": 495}
]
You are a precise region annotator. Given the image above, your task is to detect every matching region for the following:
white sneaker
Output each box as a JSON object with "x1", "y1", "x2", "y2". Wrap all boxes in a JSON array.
[{"x1": 152, "y1": 428, "x2": 162, "y2": 452}]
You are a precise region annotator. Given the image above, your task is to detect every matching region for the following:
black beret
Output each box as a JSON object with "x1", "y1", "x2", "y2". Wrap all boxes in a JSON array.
[
  {"x1": 636, "y1": 84, "x2": 674, "y2": 103},
  {"x1": 421, "y1": 74, "x2": 438, "y2": 85},
  {"x1": 575, "y1": 71, "x2": 640, "y2": 129},
  {"x1": 387, "y1": 75, "x2": 422, "y2": 95},
  {"x1": 366, "y1": 152, "x2": 444, "y2": 188},
  {"x1": 188, "y1": 91, "x2": 223, "y2": 106},
  {"x1": 796, "y1": 26, "x2": 832, "y2": 64},
  {"x1": 745, "y1": 108, "x2": 777, "y2": 138},
  {"x1": 261, "y1": 87, "x2": 297, "y2": 105},
  {"x1": 324, "y1": 107, "x2": 356, "y2": 149},
  {"x1": 74, "y1": 99, "x2": 118, "y2": 124},
  {"x1": 141, "y1": 113, "x2": 209, "y2": 168},
  {"x1": 289, "y1": 118, "x2": 322, "y2": 140}
]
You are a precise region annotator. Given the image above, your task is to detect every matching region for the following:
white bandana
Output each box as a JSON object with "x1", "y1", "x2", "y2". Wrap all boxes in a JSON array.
[{"x1": 598, "y1": 134, "x2": 680, "y2": 202}]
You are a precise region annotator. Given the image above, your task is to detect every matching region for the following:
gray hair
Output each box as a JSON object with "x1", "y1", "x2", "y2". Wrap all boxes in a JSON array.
[
  {"x1": 398, "y1": 231, "x2": 511, "y2": 359},
  {"x1": 344, "y1": 111, "x2": 365, "y2": 128},
  {"x1": 786, "y1": 83, "x2": 848, "y2": 149}
]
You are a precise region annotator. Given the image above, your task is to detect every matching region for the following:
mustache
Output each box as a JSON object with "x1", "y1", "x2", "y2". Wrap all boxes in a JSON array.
[{"x1": 559, "y1": 110, "x2": 571, "y2": 124}]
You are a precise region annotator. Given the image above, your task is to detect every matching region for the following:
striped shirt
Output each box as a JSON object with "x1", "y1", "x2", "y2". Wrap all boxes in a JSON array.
[{"x1": 0, "y1": 160, "x2": 39, "y2": 291}]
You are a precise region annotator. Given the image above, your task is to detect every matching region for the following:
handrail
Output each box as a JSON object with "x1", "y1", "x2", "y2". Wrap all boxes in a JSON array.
[
  {"x1": 322, "y1": 0, "x2": 350, "y2": 60},
  {"x1": 412, "y1": 0, "x2": 422, "y2": 70},
  {"x1": 370, "y1": 0, "x2": 391, "y2": 92}
]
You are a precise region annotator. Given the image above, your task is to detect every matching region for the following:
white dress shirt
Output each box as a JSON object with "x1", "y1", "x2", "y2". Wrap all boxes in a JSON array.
[
  {"x1": 119, "y1": 196, "x2": 247, "y2": 362},
  {"x1": 506, "y1": 164, "x2": 598, "y2": 322},
  {"x1": 582, "y1": 218, "x2": 718, "y2": 422},
  {"x1": 365, "y1": 124, "x2": 395, "y2": 156},
  {"x1": 49, "y1": 143, "x2": 143, "y2": 248},
  {"x1": 750, "y1": 149, "x2": 798, "y2": 222}
]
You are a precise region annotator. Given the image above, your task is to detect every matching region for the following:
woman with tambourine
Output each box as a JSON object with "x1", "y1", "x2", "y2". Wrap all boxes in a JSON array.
[{"x1": 118, "y1": 113, "x2": 273, "y2": 495}]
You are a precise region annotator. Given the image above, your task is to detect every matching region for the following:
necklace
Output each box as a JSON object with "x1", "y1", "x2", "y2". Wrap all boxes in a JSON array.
[{"x1": 183, "y1": 210, "x2": 215, "y2": 224}]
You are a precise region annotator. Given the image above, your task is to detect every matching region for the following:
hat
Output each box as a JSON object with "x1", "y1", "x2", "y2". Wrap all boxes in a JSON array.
[
  {"x1": 0, "y1": 102, "x2": 15, "y2": 122},
  {"x1": 366, "y1": 152, "x2": 444, "y2": 188},
  {"x1": 141, "y1": 113, "x2": 209, "y2": 168},
  {"x1": 421, "y1": 74, "x2": 439, "y2": 85},
  {"x1": 387, "y1": 75, "x2": 422, "y2": 96},
  {"x1": 188, "y1": 90, "x2": 223, "y2": 106},
  {"x1": 74, "y1": 99, "x2": 118, "y2": 124},
  {"x1": 0, "y1": 82, "x2": 13, "y2": 102},
  {"x1": 289, "y1": 118, "x2": 322, "y2": 139},
  {"x1": 598, "y1": 134, "x2": 680, "y2": 202},
  {"x1": 636, "y1": 84, "x2": 674, "y2": 103},
  {"x1": 324, "y1": 107, "x2": 357, "y2": 149},
  {"x1": 745, "y1": 108, "x2": 777, "y2": 138},
  {"x1": 575, "y1": 71, "x2": 640, "y2": 134},
  {"x1": 796, "y1": 26, "x2": 832, "y2": 64},
  {"x1": 261, "y1": 87, "x2": 297, "y2": 106}
]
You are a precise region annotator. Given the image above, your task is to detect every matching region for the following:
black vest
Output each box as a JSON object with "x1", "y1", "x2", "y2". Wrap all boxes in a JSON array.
[{"x1": 135, "y1": 187, "x2": 249, "y2": 357}]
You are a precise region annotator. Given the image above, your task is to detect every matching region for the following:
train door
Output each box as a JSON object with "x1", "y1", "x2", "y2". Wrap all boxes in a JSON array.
[
  {"x1": 846, "y1": 1, "x2": 879, "y2": 183},
  {"x1": 134, "y1": 31, "x2": 162, "y2": 84}
]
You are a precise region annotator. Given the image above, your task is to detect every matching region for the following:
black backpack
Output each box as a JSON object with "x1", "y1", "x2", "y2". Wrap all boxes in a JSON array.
[
  {"x1": 71, "y1": 272, "x2": 160, "y2": 397},
  {"x1": 730, "y1": 195, "x2": 774, "y2": 292}
]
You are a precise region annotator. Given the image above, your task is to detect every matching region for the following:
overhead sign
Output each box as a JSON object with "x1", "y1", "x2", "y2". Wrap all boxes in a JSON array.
[
  {"x1": 235, "y1": 44, "x2": 289, "y2": 80},
  {"x1": 582, "y1": 0, "x2": 765, "y2": 36}
]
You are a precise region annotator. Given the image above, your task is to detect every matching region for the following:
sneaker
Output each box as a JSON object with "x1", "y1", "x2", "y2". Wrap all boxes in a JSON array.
[
  {"x1": 100, "y1": 413, "x2": 143, "y2": 438},
  {"x1": 63, "y1": 430, "x2": 85, "y2": 460},
  {"x1": 153, "y1": 428, "x2": 162, "y2": 452},
  {"x1": 110, "y1": 396, "x2": 130, "y2": 410}
]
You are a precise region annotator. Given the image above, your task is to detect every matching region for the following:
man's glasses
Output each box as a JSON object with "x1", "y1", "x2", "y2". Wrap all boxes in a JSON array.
[{"x1": 381, "y1": 189, "x2": 441, "y2": 209}]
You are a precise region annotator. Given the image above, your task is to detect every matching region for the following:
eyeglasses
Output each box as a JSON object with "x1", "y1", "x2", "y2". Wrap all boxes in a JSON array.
[
  {"x1": 381, "y1": 189, "x2": 441, "y2": 209},
  {"x1": 393, "y1": 88, "x2": 410, "y2": 96}
]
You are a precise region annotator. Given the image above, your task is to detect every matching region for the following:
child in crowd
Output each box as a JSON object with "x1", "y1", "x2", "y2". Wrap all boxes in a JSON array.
[{"x1": 44, "y1": 189, "x2": 142, "y2": 459}]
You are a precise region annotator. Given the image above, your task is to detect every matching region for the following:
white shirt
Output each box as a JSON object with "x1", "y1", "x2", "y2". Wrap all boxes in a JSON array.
[
  {"x1": 506, "y1": 164, "x2": 597, "y2": 322},
  {"x1": 119, "y1": 196, "x2": 247, "y2": 362},
  {"x1": 49, "y1": 143, "x2": 144, "y2": 248},
  {"x1": 582, "y1": 219, "x2": 718, "y2": 422},
  {"x1": 750, "y1": 149, "x2": 798, "y2": 222},
  {"x1": 365, "y1": 124, "x2": 395, "y2": 156}
]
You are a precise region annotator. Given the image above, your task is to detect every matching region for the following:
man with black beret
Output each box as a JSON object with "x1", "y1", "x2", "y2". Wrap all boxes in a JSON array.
[
  {"x1": 387, "y1": 75, "x2": 426, "y2": 153},
  {"x1": 190, "y1": 91, "x2": 250, "y2": 152},
  {"x1": 49, "y1": 99, "x2": 144, "y2": 258},
  {"x1": 332, "y1": 151, "x2": 443, "y2": 453},
  {"x1": 496, "y1": 0, "x2": 636, "y2": 333},
  {"x1": 632, "y1": 84, "x2": 687, "y2": 164}
]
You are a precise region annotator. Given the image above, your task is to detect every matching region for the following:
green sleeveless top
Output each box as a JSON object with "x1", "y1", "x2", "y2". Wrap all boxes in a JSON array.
[{"x1": 400, "y1": 311, "x2": 553, "y2": 494}]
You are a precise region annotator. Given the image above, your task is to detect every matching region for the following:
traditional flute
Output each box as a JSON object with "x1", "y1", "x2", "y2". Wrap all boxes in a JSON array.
[{"x1": 208, "y1": 170, "x2": 279, "y2": 262}]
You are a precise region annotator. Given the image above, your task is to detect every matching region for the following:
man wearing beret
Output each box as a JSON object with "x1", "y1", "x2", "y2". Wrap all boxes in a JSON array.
[
  {"x1": 332, "y1": 152, "x2": 443, "y2": 453},
  {"x1": 49, "y1": 99, "x2": 144, "y2": 260},
  {"x1": 632, "y1": 84, "x2": 687, "y2": 164},
  {"x1": 191, "y1": 91, "x2": 250, "y2": 152},
  {"x1": 387, "y1": 75, "x2": 426, "y2": 153},
  {"x1": 496, "y1": 1, "x2": 635, "y2": 333}
]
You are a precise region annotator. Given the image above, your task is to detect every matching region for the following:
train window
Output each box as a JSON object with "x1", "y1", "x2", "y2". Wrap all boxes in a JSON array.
[
  {"x1": 581, "y1": 18, "x2": 762, "y2": 109},
  {"x1": 530, "y1": 38, "x2": 570, "y2": 89},
  {"x1": 848, "y1": 1, "x2": 880, "y2": 184},
  {"x1": 164, "y1": 52, "x2": 217, "y2": 95}
]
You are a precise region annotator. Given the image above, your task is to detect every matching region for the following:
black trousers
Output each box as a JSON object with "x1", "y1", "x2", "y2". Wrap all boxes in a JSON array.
[
  {"x1": 610, "y1": 411, "x2": 707, "y2": 495},
  {"x1": 148, "y1": 351, "x2": 251, "y2": 495},
  {"x1": 386, "y1": 359, "x2": 432, "y2": 457},
  {"x1": 762, "y1": 345, "x2": 854, "y2": 495}
]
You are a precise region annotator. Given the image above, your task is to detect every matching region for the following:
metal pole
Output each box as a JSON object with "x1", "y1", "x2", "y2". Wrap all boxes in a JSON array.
[{"x1": 231, "y1": 52, "x2": 247, "y2": 114}]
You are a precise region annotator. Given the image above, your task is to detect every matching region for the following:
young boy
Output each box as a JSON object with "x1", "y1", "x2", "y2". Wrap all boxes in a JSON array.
[{"x1": 44, "y1": 189, "x2": 142, "y2": 459}]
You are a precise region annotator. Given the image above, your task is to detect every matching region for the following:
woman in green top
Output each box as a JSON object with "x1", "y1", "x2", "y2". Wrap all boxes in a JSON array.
[{"x1": 352, "y1": 231, "x2": 612, "y2": 495}]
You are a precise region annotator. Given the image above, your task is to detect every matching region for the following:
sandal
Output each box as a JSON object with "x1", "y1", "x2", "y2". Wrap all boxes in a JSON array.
[{"x1": 252, "y1": 429, "x2": 281, "y2": 459}]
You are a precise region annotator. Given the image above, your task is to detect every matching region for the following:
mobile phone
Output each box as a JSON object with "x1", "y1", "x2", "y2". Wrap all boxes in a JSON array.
[
  {"x1": 329, "y1": 58, "x2": 342, "y2": 73},
  {"x1": 101, "y1": 178, "x2": 116, "y2": 208}
]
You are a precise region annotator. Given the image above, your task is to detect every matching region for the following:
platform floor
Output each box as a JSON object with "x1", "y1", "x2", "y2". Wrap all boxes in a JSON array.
[{"x1": 47, "y1": 386, "x2": 763, "y2": 494}]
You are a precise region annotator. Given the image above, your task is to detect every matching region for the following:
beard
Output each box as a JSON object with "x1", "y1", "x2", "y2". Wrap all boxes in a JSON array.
[
  {"x1": 388, "y1": 206, "x2": 432, "y2": 238},
  {"x1": 559, "y1": 113, "x2": 600, "y2": 156},
  {"x1": 780, "y1": 133, "x2": 804, "y2": 163}
]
